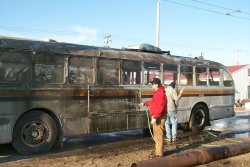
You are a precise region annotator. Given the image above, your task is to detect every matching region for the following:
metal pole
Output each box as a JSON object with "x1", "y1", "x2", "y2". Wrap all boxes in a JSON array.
[
  {"x1": 235, "y1": 49, "x2": 241, "y2": 65},
  {"x1": 131, "y1": 140, "x2": 250, "y2": 167},
  {"x1": 156, "y1": 0, "x2": 160, "y2": 47},
  {"x1": 87, "y1": 85, "x2": 90, "y2": 113}
]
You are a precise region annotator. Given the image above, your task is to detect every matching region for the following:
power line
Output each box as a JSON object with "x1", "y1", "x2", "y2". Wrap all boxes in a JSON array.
[
  {"x1": 0, "y1": 24, "x2": 247, "y2": 53},
  {"x1": 162, "y1": 0, "x2": 250, "y2": 21},
  {"x1": 189, "y1": 0, "x2": 250, "y2": 16}
]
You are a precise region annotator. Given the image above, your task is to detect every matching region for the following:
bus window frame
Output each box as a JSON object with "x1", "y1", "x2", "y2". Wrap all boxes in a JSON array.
[
  {"x1": 0, "y1": 49, "x2": 32, "y2": 84},
  {"x1": 121, "y1": 60, "x2": 142, "y2": 85},
  {"x1": 223, "y1": 70, "x2": 234, "y2": 87},
  {"x1": 96, "y1": 57, "x2": 120, "y2": 85},
  {"x1": 68, "y1": 55, "x2": 95, "y2": 85},
  {"x1": 208, "y1": 67, "x2": 220, "y2": 86},
  {"x1": 195, "y1": 66, "x2": 208, "y2": 86},
  {"x1": 33, "y1": 52, "x2": 65, "y2": 84},
  {"x1": 179, "y1": 65, "x2": 194, "y2": 86},
  {"x1": 143, "y1": 61, "x2": 161, "y2": 85},
  {"x1": 163, "y1": 63, "x2": 178, "y2": 86}
]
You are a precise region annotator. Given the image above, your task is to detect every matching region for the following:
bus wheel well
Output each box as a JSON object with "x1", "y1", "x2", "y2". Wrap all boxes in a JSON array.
[
  {"x1": 189, "y1": 103, "x2": 210, "y2": 132},
  {"x1": 192, "y1": 102, "x2": 210, "y2": 123},
  {"x1": 15, "y1": 108, "x2": 63, "y2": 149}
]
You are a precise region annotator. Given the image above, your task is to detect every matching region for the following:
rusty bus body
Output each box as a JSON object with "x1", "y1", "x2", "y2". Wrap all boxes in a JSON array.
[{"x1": 0, "y1": 36, "x2": 235, "y2": 154}]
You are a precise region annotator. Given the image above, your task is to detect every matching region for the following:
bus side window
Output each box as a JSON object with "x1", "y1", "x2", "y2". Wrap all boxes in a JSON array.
[
  {"x1": 97, "y1": 58, "x2": 119, "y2": 85},
  {"x1": 223, "y1": 70, "x2": 234, "y2": 87},
  {"x1": 122, "y1": 60, "x2": 141, "y2": 85},
  {"x1": 208, "y1": 68, "x2": 220, "y2": 86},
  {"x1": 180, "y1": 65, "x2": 193, "y2": 86},
  {"x1": 163, "y1": 64, "x2": 177, "y2": 85},
  {"x1": 196, "y1": 66, "x2": 207, "y2": 86},
  {"x1": 0, "y1": 50, "x2": 31, "y2": 83},
  {"x1": 143, "y1": 62, "x2": 160, "y2": 84},
  {"x1": 68, "y1": 56, "x2": 94, "y2": 84},
  {"x1": 33, "y1": 53, "x2": 64, "y2": 84}
]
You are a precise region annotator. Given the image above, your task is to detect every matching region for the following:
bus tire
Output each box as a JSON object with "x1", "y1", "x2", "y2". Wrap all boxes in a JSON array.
[
  {"x1": 189, "y1": 104, "x2": 208, "y2": 132},
  {"x1": 12, "y1": 111, "x2": 57, "y2": 155}
]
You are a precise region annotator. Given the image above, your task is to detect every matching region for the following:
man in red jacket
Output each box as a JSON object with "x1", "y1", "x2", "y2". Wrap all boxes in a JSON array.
[{"x1": 140, "y1": 78, "x2": 167, "y2": 158}]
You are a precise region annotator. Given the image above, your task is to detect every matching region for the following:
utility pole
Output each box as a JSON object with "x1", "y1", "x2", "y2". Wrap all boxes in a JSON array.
[
  {"x1": 156, "y1": 0, "x2": 160, "y2": 47},
  {"x1": 104, "y1": 34, "x2": 112, "y2": 48},
  {"x1": 235, "y1": 49, "x2": 241, "y2": 65}
]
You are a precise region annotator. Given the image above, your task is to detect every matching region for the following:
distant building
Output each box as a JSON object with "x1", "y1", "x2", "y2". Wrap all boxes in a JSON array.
[{"x1": 227, "y1": 64, "x2": 250, "y2": 100}]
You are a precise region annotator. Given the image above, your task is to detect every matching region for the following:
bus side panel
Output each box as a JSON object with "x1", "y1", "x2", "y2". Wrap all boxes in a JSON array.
[
  {"x1": 0, "y1": 97, "x2": 65, "y2": 144},
  {"x1": 176, "y1": 88, "x2": 235, "y2": 123},
  {"x1": 0, "y1": 101, "x2": 35, "y2": 144},
  {"x1": 0, "y1": 113, "x2": 15, "y2": 144},
  {"x1": 88, "y1": 88, "x2": 147, "y2": 133},
  {"x1": 62, "y1": 98, "x2": 89, "y2": 136},
  {"x1": 175, "y1": 94, "x2": 193, "y2": 123},
  {"x1": 89, "y1": 111, "x2": 147, "y2": 133},
  {"x1": 209, "y1": 95, "x2": 235, "y2": 120}
]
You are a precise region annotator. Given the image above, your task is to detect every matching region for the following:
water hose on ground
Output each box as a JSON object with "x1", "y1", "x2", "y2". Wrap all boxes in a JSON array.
[{"x1": 205, "y1": 130, "x2": 242, "y2": 143}]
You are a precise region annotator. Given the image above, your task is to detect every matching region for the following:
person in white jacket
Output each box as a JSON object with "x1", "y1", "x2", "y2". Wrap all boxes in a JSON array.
[{"x1": 165, "y1": 82, "x2": 185, "y2": 142}]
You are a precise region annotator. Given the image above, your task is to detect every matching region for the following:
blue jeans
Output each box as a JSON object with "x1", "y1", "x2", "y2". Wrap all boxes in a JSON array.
[{"x1": 165, "y1": 111, "x2": 177, "y2": 139}]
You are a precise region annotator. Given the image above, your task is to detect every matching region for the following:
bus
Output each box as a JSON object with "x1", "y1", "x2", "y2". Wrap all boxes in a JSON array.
[{"x1": 0, "y1": 36, "x2": 235, "y2": 154}]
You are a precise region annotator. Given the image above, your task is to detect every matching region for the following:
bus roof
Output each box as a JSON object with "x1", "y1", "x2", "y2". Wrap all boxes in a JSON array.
[{"x1": 0, "y1": 36, "x2": 226, "y2": 69}]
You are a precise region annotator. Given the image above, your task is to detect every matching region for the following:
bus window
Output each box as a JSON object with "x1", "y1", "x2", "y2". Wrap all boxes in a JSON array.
[
  {"x1": 223, "y1": 70, "x2": 234, "y2": 87},
  {"x1": 34, "y1": 53, "x2": 64, "y2": 84},
  {"x1": 0, "y1": 50, "x2": 31, "y2": 82},
  {"x1": 122, "y1": 60, "x2": 141, "y2": 84},
  {"x1": 143, "y1": 62, "x2": 160, "y2": 84},
  {"x1": 196, "y1": 67, "x2": 207, "y2": 86},
  {"x1": 180, "y1": 65, "x2": 193, "y2": 85},
  {"x1": 68, "y1": 56, "x2": 94, "y2": 84},
  {"x1": 97, "y1": 58, "x2": 119, "y2": 85},
  {"x1": 163, "y1": 64, "x2": 177, "y2": 85},
  {"x1": 208, "y1": 68, "x2": 220, "y2": 86}
]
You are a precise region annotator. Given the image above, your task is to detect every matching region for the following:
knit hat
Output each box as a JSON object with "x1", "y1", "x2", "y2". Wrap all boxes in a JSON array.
[{"x1": 150, "y1": 78, "x2": 161, "y2": 85}]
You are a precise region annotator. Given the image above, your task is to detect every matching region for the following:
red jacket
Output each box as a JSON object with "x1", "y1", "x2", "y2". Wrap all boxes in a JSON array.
[{"x1": 145, "y1": 86, "x2": 167, "y2": 118}]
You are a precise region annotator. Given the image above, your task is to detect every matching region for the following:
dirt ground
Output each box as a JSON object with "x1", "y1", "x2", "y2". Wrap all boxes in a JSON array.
[
  {"x1": 1, "y1": 108, "x2": 250, "y2": 167},
  {"x1": 1, "y1": 130, "x2": 250, "y2": 167},
  {"x1": 198, "y1": 152, "x2": 250, "y2": 167}
]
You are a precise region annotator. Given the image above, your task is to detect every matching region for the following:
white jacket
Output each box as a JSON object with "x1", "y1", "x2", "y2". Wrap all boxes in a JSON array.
[{"x1": 165, "y1": 86, "x2": 182, "y2": 112}]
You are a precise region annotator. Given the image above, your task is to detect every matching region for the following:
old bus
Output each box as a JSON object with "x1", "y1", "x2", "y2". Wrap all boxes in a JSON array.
[{"x1": 0, "y1": 36, "x2": 235, "y2": 154}]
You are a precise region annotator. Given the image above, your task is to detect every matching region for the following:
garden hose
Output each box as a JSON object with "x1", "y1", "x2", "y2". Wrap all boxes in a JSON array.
[{"x1": 144, "y1": 106, "x2": 156, "y2": 142}]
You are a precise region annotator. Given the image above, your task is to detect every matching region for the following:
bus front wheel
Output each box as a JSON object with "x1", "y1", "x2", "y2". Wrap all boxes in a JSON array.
[
  {"x1": 189, "y1": 104, "x2": 208, "y2": 132},
  {"x1": 12, "y1": 111, "x2": 57, "y2": 155}
]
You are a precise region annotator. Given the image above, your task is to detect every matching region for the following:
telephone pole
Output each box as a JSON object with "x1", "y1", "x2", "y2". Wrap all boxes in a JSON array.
[
  {"x1": 156, "y1": 0, "x2": 160, "y2": 47},
  {"x1": 104, "y1": 34, "x2": 112, "y2": 48},
  {"x1": 235, "y1": 49, "x2": 241, "y2": 65}
]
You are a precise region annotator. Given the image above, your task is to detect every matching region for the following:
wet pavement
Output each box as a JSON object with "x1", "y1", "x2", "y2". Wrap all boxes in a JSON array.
[
  {"x1": 205, "y1": 110, "x2": 250, "y2": 138},
  {"x1": 61, "y1": 109, "x2": 250, "y2": 149}
]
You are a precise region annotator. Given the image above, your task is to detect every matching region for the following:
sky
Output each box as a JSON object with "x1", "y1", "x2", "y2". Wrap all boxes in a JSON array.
[{"x1": 0, "y1": 0, "x2": 250, "y2": 66}]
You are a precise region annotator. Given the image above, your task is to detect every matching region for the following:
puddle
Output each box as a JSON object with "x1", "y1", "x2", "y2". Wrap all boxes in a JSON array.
[
  {"x1": 207, "y1": 111, "x2": 250, "y2": 130},
  {"x1": 234, "y1": 132, "x2": 250, "y2": 139},
  {"x1": 64, "y1": 129, "x2": 144, "y2": 144}
]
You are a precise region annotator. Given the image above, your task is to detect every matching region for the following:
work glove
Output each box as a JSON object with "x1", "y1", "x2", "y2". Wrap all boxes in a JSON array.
[
  {"x1": 139, "y1": 103, "x2": 144, "y2": 107},
  {"x1": 151, "y1": 117, "x2": 156, "y2": 124}
]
